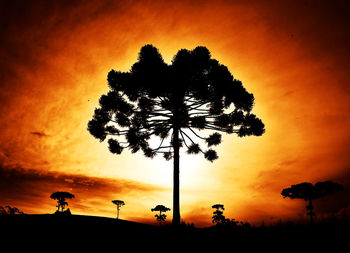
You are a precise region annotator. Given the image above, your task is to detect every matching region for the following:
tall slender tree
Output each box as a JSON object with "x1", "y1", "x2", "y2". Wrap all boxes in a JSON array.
[
  {"x1": 88, "y1": 45, "x2": 265, "y2": 225},
  {"x1": 112, "y1": 200, "x2": 125, "y2": 219}
]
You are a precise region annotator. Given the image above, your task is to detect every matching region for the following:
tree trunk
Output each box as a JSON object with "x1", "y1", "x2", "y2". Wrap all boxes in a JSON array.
[
  {"x1": 307, "y1": 198, "x2": 314, "y2": 225},
  {"x1": 159, "y1": 211, "x2": 163, "y2": 226},
  {"x1": 172, "y1": 126, "x2": 180, "y2": 225}
]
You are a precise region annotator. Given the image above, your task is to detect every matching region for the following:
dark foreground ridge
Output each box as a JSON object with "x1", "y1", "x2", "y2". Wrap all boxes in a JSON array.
[
  {"x1": 0, "y1": 214, "x2": 348, "y2": 249},
  {"x1": 0, "y1": 213, "x2": 154, "y2": 237}
]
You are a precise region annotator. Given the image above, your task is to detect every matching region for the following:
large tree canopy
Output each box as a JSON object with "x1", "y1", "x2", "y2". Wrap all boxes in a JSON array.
[
  {"x1": 281, "y1": 181, "x2": 344, "y2": 201},
  {"x1": 88, "y1": 45, "x2": 265, "y2": 162}
]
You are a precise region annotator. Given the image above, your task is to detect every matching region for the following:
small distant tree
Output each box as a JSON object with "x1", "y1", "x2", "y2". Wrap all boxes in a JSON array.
[
  {"x1": 212, "y1": 204, "x2": 227, "y2": 225},
  {"x1": 50, "y1": 191, "x2": 75, "y2": 214},
  {"x1": 112, "y1": 200, "x2": 125, "y2": 219},
  {"x1": 281, "y1": 181, "x2": 344, "y2": 224},
  {"x1": 151, "y1": 205, "x2": 171, "y2": 226}
]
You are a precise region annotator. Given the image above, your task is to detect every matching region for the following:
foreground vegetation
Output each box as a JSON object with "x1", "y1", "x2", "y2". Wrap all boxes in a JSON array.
[{"x1": 1, "y1": 213, "x2": 348, "y2": 243}]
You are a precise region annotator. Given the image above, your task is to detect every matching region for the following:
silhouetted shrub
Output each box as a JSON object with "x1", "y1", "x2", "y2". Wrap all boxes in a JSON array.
[{"x1": 0, "y1": 206, "x2": 24, "y2": 215}]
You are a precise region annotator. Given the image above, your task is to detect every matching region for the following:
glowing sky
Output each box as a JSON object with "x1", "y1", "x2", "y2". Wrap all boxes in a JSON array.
[{"x1": 1, "y1": 0, "x2": 350, "y2": 227}]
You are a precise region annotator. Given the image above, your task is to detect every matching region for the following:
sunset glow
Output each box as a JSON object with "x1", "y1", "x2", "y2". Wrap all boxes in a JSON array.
[{"x1": 1, "y1": 0, "x2": 349, "y2": 227}]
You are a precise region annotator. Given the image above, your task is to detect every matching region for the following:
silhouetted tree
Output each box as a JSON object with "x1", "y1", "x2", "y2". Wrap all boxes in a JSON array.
[
  {"x1": 50, "y1": 191, "x2": 75, "y2": 214},
  {"x1": 281, "y1": 181, "x2": 344, "y2": 224},
  {"x1": 0, "y1": 206, "x2": 24, "y2": 215},
  {"x1": 87, "y1": 45, "x2": 265, "y2": 225},
  {"x1": 212, "y1": 204, "x2": 227, "y2": 225},
  {"x1": 112, "y1": 200, "x2": 125, "y2": 219},
  {"x1": 151, "y1": 205, "x2": 171, "y2": 226}
]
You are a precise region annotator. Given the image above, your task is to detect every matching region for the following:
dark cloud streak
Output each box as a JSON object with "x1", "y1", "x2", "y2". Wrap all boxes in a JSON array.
[
  {"x1": 0, "y1": 163, "x2": 164, "y2": 215},
  {"x1": 30, "y1": 131, "x2": 49, "y2": 138}
]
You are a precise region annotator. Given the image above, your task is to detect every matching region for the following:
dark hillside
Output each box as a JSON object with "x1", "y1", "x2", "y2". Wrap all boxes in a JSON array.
[
  {"x1": 1, "y1": 214, "x2": 153, "y2": 232},
  {"x1": 0, "y1": 214, "x2": 157, "y2": 244},
  {"x1": 0, "y1": 214, "x2": 348, "y2": 249}
]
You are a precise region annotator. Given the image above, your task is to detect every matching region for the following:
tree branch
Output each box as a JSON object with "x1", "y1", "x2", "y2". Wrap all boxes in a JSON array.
[
  {"x1": 154, "y1": 146, "x2": 173, "y2": 150},
  {"x1": 204, "y1": 124, "x2": 239, "y2": 133},
  {"x1": 187, "y1": 127, "x2": 207, "y2": 140},
  {"x1": 148, "y1": 112, "x2": 172, "y2": 117},
  {"x1": 187, "y1": 99, "x2": 210, "y2": 109},
  {"x1": 179, "y1": 131, "x2": 190, "y2": 149},
  {"x1": 155, "y1": 137, "x2": 166, "y2": 150},
  {"x1": 180, "y1": 130, "x2": 196, "y2": 144},
  {"x1": 188, "y1": 112, "x2": 209, "y2": 116}
]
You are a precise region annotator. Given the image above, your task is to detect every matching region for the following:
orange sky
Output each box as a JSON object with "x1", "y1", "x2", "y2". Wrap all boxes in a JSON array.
[{"x1": 1, "y1": 0, "x2": 350, "y2": 227}]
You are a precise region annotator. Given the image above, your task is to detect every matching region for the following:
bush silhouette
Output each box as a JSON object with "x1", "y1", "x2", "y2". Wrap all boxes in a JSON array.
[
  {"x1": 0, "y1": 206, "x2": 24, "y2": 215},
  {"x1": 151, "y1": 205, "x2": 171, "y2": 226},
  {"x1": 211, "y1": 204, "x2": 250, "y2": 231},
  {"x1": 212, "y1": 204, "x2": 226, "y2": 225},
  {"x1": 50, "y1": 191, "x2": 75, "y2": 214},
  {"x1": 112, "y1": 200, "x2": 125, "y2": 219},
  {"x1": 87, "y1": 45, "x2": 265, "y2": 225},
  {"x1": 281, "y1": 181, "x2": 344, "y2": 224}
]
